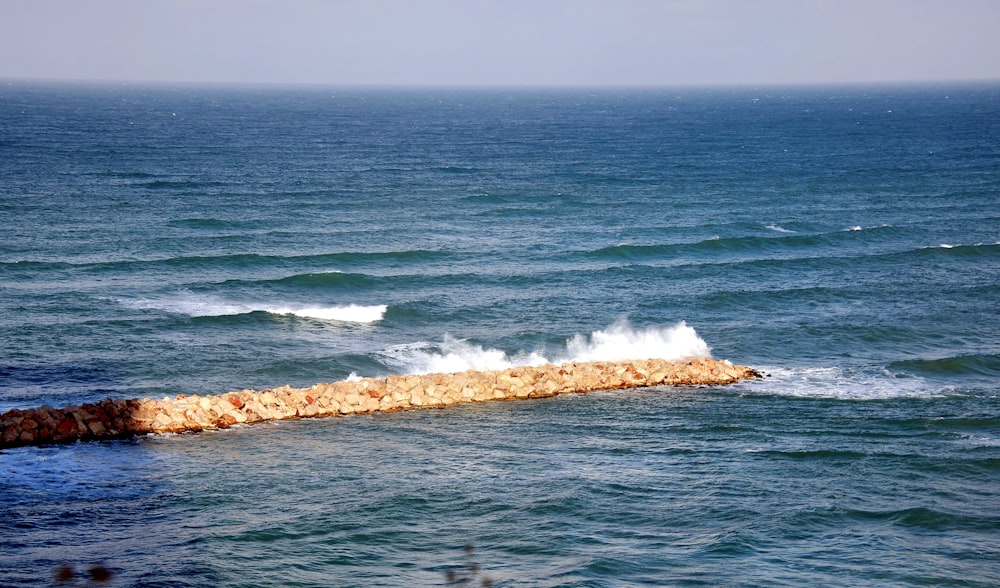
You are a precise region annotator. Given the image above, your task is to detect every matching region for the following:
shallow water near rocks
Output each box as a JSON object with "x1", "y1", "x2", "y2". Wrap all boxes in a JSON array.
[{"x1": 1, "y1": 83, "x2": 999, "y2": 586}]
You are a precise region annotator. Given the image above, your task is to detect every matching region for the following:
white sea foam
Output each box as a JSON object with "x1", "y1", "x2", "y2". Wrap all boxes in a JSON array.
[
  {"x1": 384, "y1": 320, "x2": 711, "y2": 376},
  {"x1": 736, "y1": 365, "x2": 944, "y2": 400},
  {"x1": 120, "y1": 295, "x2": 386, "y2": 323},
  {"x1": 766, "y1": 224, "x2": 795, "y2": 233}
]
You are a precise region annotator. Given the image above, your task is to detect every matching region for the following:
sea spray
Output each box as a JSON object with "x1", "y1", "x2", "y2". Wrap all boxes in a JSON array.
[
  {"x1": 385, "y1": 320, "x2": 712, "y2": 375},
  {"x1": 560, "y1": 319, "x2": 711, "y2": 363}
]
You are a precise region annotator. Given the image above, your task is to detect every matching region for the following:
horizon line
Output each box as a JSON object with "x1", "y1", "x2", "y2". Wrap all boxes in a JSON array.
[{"x1": 4, "y1": 75, "x2": 1000, "y2": 92}]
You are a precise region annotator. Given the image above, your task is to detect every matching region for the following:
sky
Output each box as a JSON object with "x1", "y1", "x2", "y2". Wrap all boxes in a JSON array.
[{"x1": 1, "y1": 0, "x2": 998, "y2": 87}]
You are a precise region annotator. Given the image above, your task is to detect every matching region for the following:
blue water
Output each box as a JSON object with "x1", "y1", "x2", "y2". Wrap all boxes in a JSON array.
[{"x1": 1, "y1": 82, "x2": 998, "y2": 586}]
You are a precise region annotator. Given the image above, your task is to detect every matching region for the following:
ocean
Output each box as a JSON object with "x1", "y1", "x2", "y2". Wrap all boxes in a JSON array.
[{"x1": 1, "y1": 81, "x2": 998, "y2": 586}]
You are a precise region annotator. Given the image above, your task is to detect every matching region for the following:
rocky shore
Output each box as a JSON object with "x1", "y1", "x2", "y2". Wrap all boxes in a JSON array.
[{"x1": 1, "y1": 357, "x2": 759, "y2": 449}]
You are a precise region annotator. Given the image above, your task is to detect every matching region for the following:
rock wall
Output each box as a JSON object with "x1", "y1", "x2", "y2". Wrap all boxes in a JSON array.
[{"x1": 0, "y1": 358, "x2": 759, "y2": 449}]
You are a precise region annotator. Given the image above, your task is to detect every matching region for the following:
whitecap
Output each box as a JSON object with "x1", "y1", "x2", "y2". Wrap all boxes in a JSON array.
[
  {"x1": 264, "y1": 304, "x2": 386, "y2": 323},
  {"x1": 119, "y1": 295, "x2": 386, "y2": 323},
  {"x1": 766, "y1": 224, "x2": 795, "y2": 233}
]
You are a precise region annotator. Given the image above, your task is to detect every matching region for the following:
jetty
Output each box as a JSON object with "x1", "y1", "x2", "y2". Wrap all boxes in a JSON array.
[{"x1": 1, "y1": 357, "x2": 759, "y2": 449}]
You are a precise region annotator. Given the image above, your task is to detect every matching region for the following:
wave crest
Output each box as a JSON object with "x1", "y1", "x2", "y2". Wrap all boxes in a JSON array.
[{"x1": 119, "y1": 295, "x2": 387, "y2": 324}]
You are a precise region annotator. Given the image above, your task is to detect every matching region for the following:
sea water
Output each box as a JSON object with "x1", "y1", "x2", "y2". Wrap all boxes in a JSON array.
[{"x1": 1, "y1": 82, "x2": 998, "y2": 586}]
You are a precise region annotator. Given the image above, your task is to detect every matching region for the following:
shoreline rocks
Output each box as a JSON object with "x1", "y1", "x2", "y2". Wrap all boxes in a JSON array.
[{"x1": 1, "y1": 358, "x2": 759, "y2": 449}]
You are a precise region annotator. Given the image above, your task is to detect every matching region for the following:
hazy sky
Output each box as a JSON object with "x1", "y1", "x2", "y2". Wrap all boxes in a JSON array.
[{"x1": 1, "y1": 0, "x2": 998, "y2": 86}]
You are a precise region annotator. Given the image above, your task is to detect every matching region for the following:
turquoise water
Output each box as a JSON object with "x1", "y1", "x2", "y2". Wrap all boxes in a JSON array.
[{"x1": 1, "y1": 82, "x2": 999, "y2": 586}]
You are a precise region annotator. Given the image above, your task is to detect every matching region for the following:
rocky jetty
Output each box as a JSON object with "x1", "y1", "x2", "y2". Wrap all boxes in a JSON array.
[{"x1": 1, "y1": 358, "x2": 759, "y2": 449}]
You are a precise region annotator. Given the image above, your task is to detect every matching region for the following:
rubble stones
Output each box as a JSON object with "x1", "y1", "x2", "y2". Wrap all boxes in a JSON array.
[{"x1": 0, "y1": 358, "x2": 760, "y2": 449}]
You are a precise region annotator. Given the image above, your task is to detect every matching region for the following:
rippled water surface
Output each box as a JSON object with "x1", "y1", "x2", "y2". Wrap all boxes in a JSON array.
[{"x1": 1, "y1": 83, "x2": 999, "y2": 586}]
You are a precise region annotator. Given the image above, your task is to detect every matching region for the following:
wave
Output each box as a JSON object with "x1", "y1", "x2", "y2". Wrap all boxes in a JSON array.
[
  {"x1": 378, "y1": 319, "x2": 711, "y2": 375},
  {"x1": 119, "y1": 295, "x2": 387, "y2": 323},
  {"x1": 5, "y1": 249, "x2": 451, "y2": 274},
  {"x1": 588, "y1": 233, "x2": 833, "y2": 262},
  {"x1": 890, "y1": 354, "x2": 1000, "y2": 378},
  {"x1": 574, "y1": 237, "x2": 1000, "y2": 285},
  {"x1": 218, "y1": 270, "x2": 386, "y2": 291},
  {"x1": 792, "y1": 505, "x2": 999, "y2": 533},
  {"x1": 914, "y1": 242, "x2": 1000, "y2": 258},
  {"x1": 586, "y1": 224, "x2": 913, "y2": 264}
]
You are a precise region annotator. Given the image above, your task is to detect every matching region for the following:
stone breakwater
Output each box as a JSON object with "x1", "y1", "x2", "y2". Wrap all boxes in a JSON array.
[{"x1": 1, "y1": 358, "x2": 759, "y2": 449}]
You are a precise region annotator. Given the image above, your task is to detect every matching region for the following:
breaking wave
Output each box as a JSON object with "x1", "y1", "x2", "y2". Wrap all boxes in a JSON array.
[
  {"x1": 119, "y1": 295, "x2": 387, "y2": 324},
  {"x1": 380, "y1": 320, "x2": 712, "y2": 375}
]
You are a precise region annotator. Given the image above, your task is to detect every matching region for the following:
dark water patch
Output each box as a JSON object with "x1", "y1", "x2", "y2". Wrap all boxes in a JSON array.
[
  {"x1": 690, "y1": 233, "x2": 830, "y2": 254},
  {"x1": 434, "y1": 165, "x2": 480, "y2": 173},
  {"x1": 89, "y1": 170, "x2": 159, "y2": 180},
  {"x1": 585, "y1": 225, "x2": 912, "y2": 264},
  {"x1": 785, "y1": 504, "x2": 1000, "y2": 535},
  {"x1": 457, "y1": 192, "x2": 501, "y2": 203},
  {"x1": 905, "y1": 415, "x2": 1000, "y2": 432},
  {"x1": 0, "y1": 360, "x2": 118, "y2": 391},
  {"x1": 216, "y1": 270, "x2": 387, "y2": 291},
  {"x1": 175, "y1": 310, "x2": 305, "y2": 330},
  {"x1": 0, "y1": 259, "x2": 75, "y2": 276},
  {"x1": 25, "y1": 249, "x2": 453, "y2": 276},
  {"x1": 0, "y1": 259, "x2": 75, "y2": 270},
  {"x1": 892, "y1": 354, "x2": 1000, "y2": 378},
  {"x1": 166, "y1": 217, "x2": 262, "y2": 231},
  {"x1": 883, "y1": 241, "x2": 1000, "y2": 263},
  {"x1": 750, "y1": 448, "x2": 871, "y2": 461},
  {"x1": 139, "y1": 179, "x2": 230, "y2": 190},
  {"x1": 471, "y1": 203, "x2": 565, "y2": 219},
  {"x1": 588, "y1": 242, "x2": 687, "y2": 262},
  {"x1": 909, "y1": 457, "x2": 1000, "y2": 479},
  {"x1": 855, "y1": 506, "x2": 1000, "y2": 533},
  {"x1": 699, "y1": 284, "x2": 855, "y2": 309}
]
